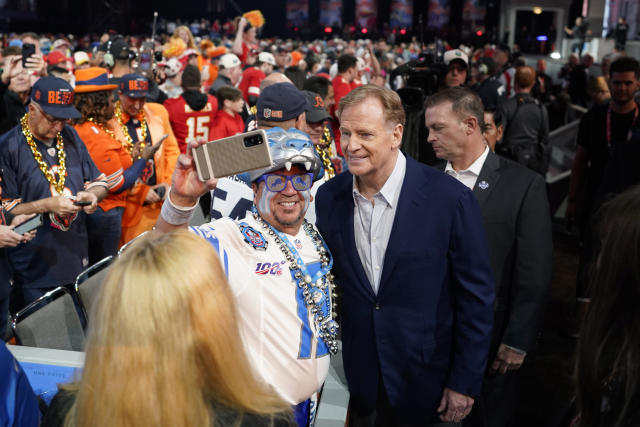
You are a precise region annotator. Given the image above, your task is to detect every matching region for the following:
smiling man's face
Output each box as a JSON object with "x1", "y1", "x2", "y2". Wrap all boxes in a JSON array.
[{"x1": 339, "y1": 96, "x2": 402, "y2": 183}]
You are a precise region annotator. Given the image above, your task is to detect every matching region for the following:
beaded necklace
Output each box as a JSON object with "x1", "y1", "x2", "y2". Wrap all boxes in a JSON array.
[
  {"x1": 114, "y1": 101, "x2": 147, "y2": 158},
  {"x1": 316, "y1": 125, "x2": 335, "y2": 179},
  {"x1": 20, "y1": 113, "x2": 67, "y2": 195},
  {"x1": 250, "y1": 206, "x2": 339, "y2": 354},
  {"x1": 87, "y1": 117, "x2": 120, "y2": 142}
]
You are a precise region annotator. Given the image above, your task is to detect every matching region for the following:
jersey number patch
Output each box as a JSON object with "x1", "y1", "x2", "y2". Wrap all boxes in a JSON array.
[{"x1": 186, "y1": 116, "x2": 211, "y2": 140}]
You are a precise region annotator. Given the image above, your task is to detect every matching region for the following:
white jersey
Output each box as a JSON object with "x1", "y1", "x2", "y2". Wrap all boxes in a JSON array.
[{"x1": 190, "y1": 215, "x2": 331, "y2": 404}]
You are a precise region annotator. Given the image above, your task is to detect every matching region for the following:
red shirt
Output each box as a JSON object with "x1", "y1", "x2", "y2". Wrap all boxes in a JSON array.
[
  {"x1": 211, "y1": 110, "x2": 245, "y2": 140},
  {"x1": 163, "y1": 95, "x2": 218, "y2": 153},
  {"x1": 331, "y1": 75, "x2": 353, "y2": 114},
  {"x1": 331, "y1": 75, "x2": 355, "y2": 157},
  {"x1": 238, "y1": 66, "x2": 266, "y2": 102}
]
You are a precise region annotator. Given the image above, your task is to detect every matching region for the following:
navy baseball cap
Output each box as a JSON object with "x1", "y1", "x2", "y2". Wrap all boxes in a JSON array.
[
  {"x1": 257, "y1": 83, "x2": 311, "y2": 122},
  {"x1": 30, "y1": 76, "x2": 81, "y2": 119},
  {"x1": 119, "y1": 74, "x2": 149, "y2": 98},
  {"x1": 302, "y1": 90, "x2": 331, "y2": 123}
]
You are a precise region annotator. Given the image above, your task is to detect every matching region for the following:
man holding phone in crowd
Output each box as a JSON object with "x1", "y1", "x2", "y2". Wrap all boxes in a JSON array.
[
  {"x1": 109, "y1": 73, "x2": 180, "y2": 244},
  {"x1": 0, "y1": 44, "x2": 46, "y2": 135},
  {"x1": 155, "y1": 128, "x2": 336, "y2": 427},
  {"x1": 0, "y1": 77, "x2": 108, "y2": 306}
]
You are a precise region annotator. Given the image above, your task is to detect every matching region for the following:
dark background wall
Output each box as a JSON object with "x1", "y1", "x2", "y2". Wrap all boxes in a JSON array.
[{"x1": 1, "y1": 0, "x2": 434, "y2": 38}]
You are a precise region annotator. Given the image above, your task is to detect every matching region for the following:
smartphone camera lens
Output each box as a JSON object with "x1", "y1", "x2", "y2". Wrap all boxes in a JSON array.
[{"x1": 244, "y1": 135, "x2": 263, "y2": 148}]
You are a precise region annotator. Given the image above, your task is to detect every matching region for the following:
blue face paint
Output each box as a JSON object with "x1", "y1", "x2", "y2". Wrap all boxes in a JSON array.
[
  {"x1": 301, "y1": 190, "x2": 311, "y2": 215},
  {"x1": 257, "y1": 187, "x2": 276, "y2": 217}
]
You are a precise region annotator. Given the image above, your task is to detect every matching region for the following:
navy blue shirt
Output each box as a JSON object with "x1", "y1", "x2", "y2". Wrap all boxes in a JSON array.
[{"x1": 0, "y1": 124, "x2": 106, "y2": 289}]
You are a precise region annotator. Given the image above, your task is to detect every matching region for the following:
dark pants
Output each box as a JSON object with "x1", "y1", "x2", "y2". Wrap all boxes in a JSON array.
[
  {"x1": 349, "y1": 376, "x2": 461, "y2": 427},
  {"x1": 571, "y1": 40, "x2": 585, "y2": 57},
  {"x1": 86, "y1": 206, "x2": 124, "y2": 265},
  {"x1": 464, "y1": 371, "x2": 520, "y2": 427},
  {"x1": 0, "y1": 296, "x2": 9, "y2": 341}
]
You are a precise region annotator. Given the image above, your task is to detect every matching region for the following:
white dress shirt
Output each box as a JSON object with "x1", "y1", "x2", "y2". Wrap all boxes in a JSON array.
[
  {"x1": 352, "y1": 151, "x2": 406, "y2": 294},
  {"x1": 444, "y1": 145, "x2": 490, "y2": 190}
]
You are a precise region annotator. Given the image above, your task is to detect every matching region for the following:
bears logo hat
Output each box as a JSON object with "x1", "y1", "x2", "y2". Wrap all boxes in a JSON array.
[
  {"x1": 119, "y1": 73, "x2": 149, "y2": 98},
  {"x1": 302, "y1": 90, "x2": 331, "y2": 123},
  {"x1": 257, "y1": 83, "x2": 311, "y2": 122},
  {"x1": 30, "y1": 76, "x2": 81, "y2": 119}
]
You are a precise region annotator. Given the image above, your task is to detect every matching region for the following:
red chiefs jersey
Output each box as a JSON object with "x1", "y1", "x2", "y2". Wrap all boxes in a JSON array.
[
  {"x1": 238, "y1": 66, "x2": 266, "y2": 102},
  {"x1": 331, "y1": 75, "x2": 355, "y2": 157},
  {"x1": 164, "y1": 95, "x2": 219, "y2": 153}
]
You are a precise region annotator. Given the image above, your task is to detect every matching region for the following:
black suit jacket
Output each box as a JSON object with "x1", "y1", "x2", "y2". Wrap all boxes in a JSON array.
[{"x1": 439, "y1": 151, "x2": 552, "y2": 354}]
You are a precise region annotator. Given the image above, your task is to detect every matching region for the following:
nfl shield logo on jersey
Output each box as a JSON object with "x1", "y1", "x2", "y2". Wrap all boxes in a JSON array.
[{"x1": 240, "y1": 224, "x2": 268, "y2": 251}]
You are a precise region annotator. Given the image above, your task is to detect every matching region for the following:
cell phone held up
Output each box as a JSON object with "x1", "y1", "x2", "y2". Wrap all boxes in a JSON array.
[
  {"x1": 192, "y1": 130, "x2": 272, "y2": 181},
  {"x1": 13, "y1": 214, "x2": 43, "y2": 235},
  {"x1": 22, "y1": 43, "x2": 36, "y2": 69}
]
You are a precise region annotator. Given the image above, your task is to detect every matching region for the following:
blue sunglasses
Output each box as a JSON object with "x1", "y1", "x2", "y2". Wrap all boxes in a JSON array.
[{"x1": 257, "y1": 173, "x2": 314, "y2": 192}]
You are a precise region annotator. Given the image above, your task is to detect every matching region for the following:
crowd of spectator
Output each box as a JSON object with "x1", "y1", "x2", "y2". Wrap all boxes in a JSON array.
[{"x1": 1, "y1": 9, "x2": 640, "y2": 427}]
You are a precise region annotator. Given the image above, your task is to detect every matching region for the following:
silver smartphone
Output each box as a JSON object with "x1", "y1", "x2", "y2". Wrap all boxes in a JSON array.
[
  {"x1": 192, "y1": 130, "x2": 272, "y2": 181},
  {"x1": 13, "y1": 214, "x2": 43, "y2": 235}
]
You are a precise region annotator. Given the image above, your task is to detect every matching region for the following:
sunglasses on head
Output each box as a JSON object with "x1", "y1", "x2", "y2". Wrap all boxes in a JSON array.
[{"x1": 256, "y1": 173, "x2": 314, "y2": 192}]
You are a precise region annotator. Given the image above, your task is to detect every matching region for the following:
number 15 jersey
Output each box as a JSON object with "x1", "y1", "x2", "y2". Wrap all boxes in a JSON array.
[{"x1": 164, "y1": 93, "x2": 219, "y2": 154}]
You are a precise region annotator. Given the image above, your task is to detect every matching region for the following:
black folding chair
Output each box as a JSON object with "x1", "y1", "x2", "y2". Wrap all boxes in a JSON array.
[
  {"x1": 74, "y1": 256, "x2": 113, "y2": 326},
  {"x1": 12, "y1": 287, "x2": 86, "y2": 351}
]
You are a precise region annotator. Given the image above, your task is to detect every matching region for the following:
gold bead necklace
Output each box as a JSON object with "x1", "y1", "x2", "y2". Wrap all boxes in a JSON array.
[
  {"x1": 114, "y1": 100, "x2": 147, "y2": 159},
  {"x1": 20, "y1": 113, "x2": 67, "y2": 195},
  {"x1": 86, "y1": 117, "x2": 118, "y2": 141},
  {"x1": 315, "y1": 124, "x2": 335, "y2": 179}
]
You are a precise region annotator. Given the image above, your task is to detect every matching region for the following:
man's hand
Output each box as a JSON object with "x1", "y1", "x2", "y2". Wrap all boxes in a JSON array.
[
  {"x1": 76, "y1": 191, "x2": 99, "y2": 214},
  {"x1": 144, "y1": 186, "x2": 162, "y2": 204},
  {"x1": 238, "y1": 17, "x2": 248, "y2": 31},
  {"x1": 437, "y1": 387, "x2": 474, "y2": 423},
  {"x1": 145, "y1": 183, "x2": 169, "y2": 204},
  {"x1": 24, "y1": 53, "x2": 46, "y2": 76},
  {"x1": 10, "y1": 214, "x2": 38, "y2": 243},
  {"x1": 48, "y1": 195, "x2": 81, "y2": 217},
  {"x1": 0, "y1": 225, "x2": 25, "y2": 248},
  {"x1": 140, "y1": 135, "x2": 167, "y2": 160},
  {"x1": 490, "y1": 344, "x2": 526, "y2": 374},
  {"x1": 171, "y1": 138, "x2": 217, "y2": 207},
  {"x1": 1, "y1": 56, "x2": 20, "y2": 85}
]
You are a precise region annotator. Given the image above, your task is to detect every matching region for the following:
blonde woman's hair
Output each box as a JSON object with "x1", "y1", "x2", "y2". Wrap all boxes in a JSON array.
[
  {"x1": 68, "y1": 230, "x2": 289, "y2": 426},
  {"x1": 172, "y1": 25, "x2": 197, "y2": 50}
]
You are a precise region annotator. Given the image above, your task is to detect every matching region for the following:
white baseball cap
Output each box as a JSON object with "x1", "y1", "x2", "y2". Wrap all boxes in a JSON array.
[
  {"x1": 219, "y1": 53, "x2": 241, "y2": 69},
  {"x1": 158, "y1": 57, "x2": 182, "y2": 77},
  {"x1": 258, "y1": 52, "x2": 276, "y2": 66},
  {"x1": 443, "y1": 49, "x2": 469, "y2": 66},
  {"x1": 73, "y1": 51, "x2": 90, "y2": 66}
]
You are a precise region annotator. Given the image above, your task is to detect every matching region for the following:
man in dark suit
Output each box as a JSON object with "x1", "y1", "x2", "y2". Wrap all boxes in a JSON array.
[
  {"x1": 427, "y1": 87, "x2": 553, "y2": 427},
  {"x1": 315, "y1": 85, "x2": 495, "y2": 426}
]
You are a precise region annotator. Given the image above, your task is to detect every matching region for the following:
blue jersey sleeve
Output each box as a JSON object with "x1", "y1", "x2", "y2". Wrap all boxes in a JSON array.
[{"x1": 189, "y1": 223, "x2": 229, "y2": 277}]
